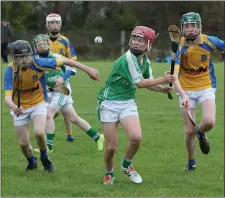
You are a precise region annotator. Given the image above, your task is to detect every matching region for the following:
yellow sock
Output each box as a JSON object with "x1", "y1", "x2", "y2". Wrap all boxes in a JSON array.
[{"x1": 66, "y1": 131, "x2": 72, "y2": 136}]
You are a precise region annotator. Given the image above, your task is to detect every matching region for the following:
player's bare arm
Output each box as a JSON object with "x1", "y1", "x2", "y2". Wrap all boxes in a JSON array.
[
  {"x1": 62, "y1": 58, "x2": 100, "y2": 81},
  {"x1": 172, "y1": 70, "x2": 189, "y2": 106},
  {"x1": 147, "y1": 85, "x2": 173, "y2": 94},
  {"x1": 136, "y1": 71, "x2": 176, "y2": 88}
]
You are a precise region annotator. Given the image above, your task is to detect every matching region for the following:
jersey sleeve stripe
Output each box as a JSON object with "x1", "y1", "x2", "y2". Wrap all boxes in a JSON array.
[
  {"x1": 5, "y1": 90, "x2": 13, "y2": 96},
  {"x1": 126, "y1": 50, "x2": 144, "y2": 84}
]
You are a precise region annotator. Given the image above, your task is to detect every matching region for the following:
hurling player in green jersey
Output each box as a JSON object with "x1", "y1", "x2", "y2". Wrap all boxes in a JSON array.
[
  {"x1": 32, "y1": 34, "x2": 104, "y2": 153},
  {"x1": 97, "y1": 26, "x2": 176, "y2": 184}
]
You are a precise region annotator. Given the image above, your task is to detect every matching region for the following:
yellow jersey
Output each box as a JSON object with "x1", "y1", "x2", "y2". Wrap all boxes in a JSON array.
[
  {"x1": 175, "y1": 34, "x2": 224, "y2": 91},
  {"x1": 4, "y1": 57, "x2": 63, "y2": 109},
  {"x1": 49, "y1": 34, "x2": 77, "y2": 61}
]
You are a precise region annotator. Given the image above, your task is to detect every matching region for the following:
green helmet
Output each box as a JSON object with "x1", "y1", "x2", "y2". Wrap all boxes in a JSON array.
[
  {"x1": 33, "y1": 34, "x2": 50, "y2": 53},
  {"x1": 33, "y1": 34, "x2": 49, "y2": 47},
  {"x1": 180, "y1": 12, "x2": 201, "y2": 41},
  {"x1": 181, "y1": 12, "x2": 201, "y2": 25}
]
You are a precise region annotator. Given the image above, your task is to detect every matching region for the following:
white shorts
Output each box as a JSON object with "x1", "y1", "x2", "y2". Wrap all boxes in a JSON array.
[
  {"x1": 47, "y1": 92, "x2": 52, "y2": 103},
  {"x1": 48, "y1": 92, "x2": 73, "y2": 112},
  {"x1": 178, "y1": 88, "x2": 216, "y2": 108},
  {"x1": 10, "y1": 102, "x2": 48, "y2": 126},
  {"x1": 97, "y1": 99, "x2": 138, "y2": 122}
]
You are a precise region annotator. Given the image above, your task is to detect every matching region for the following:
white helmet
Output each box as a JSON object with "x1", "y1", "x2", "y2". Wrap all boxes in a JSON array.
[
  {"x1": 46, "y1": 13, "x2": 62, "y2": 38},
  {"x1": 46, "y1": 13, "x2": 62, "y2": 24}
]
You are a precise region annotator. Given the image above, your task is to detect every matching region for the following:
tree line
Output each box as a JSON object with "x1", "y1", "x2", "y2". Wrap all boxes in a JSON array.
[
  {"x1": 2, "y1": 1, "x2": 224, "y2": 60},
  {"x1": 2, "y1": 1, "x2": 224, "y2": 36}
]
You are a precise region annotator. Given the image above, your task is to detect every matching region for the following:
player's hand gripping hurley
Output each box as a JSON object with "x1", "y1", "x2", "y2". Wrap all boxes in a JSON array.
[{"x1": 167, "y1": 25, "x2": 181, "y2": 100}]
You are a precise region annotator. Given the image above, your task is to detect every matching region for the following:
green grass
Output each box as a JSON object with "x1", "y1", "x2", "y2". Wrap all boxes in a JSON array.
[{"x1": 1, "y1": 61, "x2": 224, "y2": 197}]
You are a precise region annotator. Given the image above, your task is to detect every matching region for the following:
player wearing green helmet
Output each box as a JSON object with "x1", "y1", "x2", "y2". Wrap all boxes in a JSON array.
[
  {"x1": 32, "y1": 34, "x2": 105, "y2": 154},
  {"x1": 180, "y1": 12, "x2": 202, "y2": 41},
  {"x1": 172, "y1": 12, "x2": 225, "y2": 171}
]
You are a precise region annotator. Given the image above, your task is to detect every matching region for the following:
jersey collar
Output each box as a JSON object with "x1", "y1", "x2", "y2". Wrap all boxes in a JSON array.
[
  {"x1": 48, "y1": 33, "x2": 62, "y2": 41},
  {"x1": 183, "y1": 34, "x2": 203, "y2": 46}
]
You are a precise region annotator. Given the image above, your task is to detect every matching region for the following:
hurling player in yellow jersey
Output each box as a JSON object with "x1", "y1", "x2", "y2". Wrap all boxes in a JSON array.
[
  {"x1": 4, "y1": 40, "x2": 99, "y2": 172},
  {"x1": 172, "y1": 12, "x2": 224, "y2": 171},
  {"x1": 46, "y1": 13, "x2": 77, "y2": 142}
]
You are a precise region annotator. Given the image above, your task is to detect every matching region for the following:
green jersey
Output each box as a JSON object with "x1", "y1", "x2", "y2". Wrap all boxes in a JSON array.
[
  {"x1": 97, "y1": 50, "x2": 153, "y2": 101},
  {"x1": 44, "y1": 51, "x2": 75, "y2": 88}
]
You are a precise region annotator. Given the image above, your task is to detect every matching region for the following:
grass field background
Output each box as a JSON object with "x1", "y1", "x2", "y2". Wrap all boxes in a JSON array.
[{"x1": 1, "y1": 61, "x2": 224, "y2": 197}]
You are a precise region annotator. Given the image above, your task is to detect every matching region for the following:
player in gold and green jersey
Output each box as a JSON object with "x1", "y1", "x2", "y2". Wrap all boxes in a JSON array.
[{"x1": 32, "y1": 34, "x2": 104, "y2": 153}]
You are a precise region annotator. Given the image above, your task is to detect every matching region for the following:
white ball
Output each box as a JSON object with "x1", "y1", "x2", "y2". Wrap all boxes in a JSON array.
[{"x1": 94, "y1": 36, "x2": 103, "y2": 44}]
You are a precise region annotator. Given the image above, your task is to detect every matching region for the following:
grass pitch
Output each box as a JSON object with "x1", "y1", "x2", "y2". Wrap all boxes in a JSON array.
[{"x1": 1, "y1": 61, "x2": 224, "y2": 197}]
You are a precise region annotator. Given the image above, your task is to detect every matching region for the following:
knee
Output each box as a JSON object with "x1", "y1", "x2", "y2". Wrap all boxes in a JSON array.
[
  {"x1": 203, "y1": 117, "x2": 215, "y2": 130},
  {"x1": 105, "y1": 143, "x2": 117, "y2": 154},
  {"x1": 70, "y1": 116, "x2": 80, "y2": 124},
  {"x1": 18, "y1": 140, "x2": 29, "y2": 147},
  {"x1": 184, "y1": 126, "x2": 195, "y2": 138},
  {"x1": 47, "y1": 113, "x2": 54, "y2": 120},
  {"x1": 34, "y1": 130, "x2": 45, "y2": 138},
  {"x1": 129, "y1": 134, "x2": 142, "y2": 144}
]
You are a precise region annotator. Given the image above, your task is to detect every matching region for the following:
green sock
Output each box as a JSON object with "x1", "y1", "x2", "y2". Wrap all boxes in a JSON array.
[
  {"x1": 106, "y1": 170, "x2": 114, "y2": 177},
  {"x1": 46, "y1": 133, "x2": 54, "y2": 150},
  {"x1": 87, "y1": 128, "x2": 100, "y2": 142},
  {"x1": 122, "y1": 158, "x2": 132, "y2": 168}
]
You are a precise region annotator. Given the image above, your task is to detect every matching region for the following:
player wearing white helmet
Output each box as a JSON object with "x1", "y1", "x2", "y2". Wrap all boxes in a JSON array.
[{"x1": 46, "y1": 13, "x2": 77, "y2": 143}]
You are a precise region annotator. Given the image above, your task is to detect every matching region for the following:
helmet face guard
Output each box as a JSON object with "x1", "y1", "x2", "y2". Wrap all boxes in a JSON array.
[
  {"x1": 10, "y1": 40, "x2": 33, "y2": 66},
  {"x1": 180, "y1": 12, "x2": 201, "y2": 41},
  {"x1": 46, "y1": 13, "x2": 62, "y2": 37},
  {"x1": 33, "y1": 34, "x2": 50, "y2": 55},
  {"x1": 129, "y1": 26, "x2": 158, "y2": 55}
]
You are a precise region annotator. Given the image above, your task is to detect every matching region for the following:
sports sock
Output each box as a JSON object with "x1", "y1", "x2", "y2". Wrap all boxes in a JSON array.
[
  {"x1": 87, "y1": 128, "x2": 100, "y2": 142},
  {"x1": 46, "y1": 133, "x2": 54, "y2": 150},
  {"x1": 27, "y1": 156, "x2": 36, "y2": 165},
  {"x1": 188, "y1": 159, "x2": 196, "y2": 166},
  {"x1": 66, "y1": 131, "x2": 72, "y2": 136},
  {"x1": 40, "y1": 149, "x2": 48, "y2": 158},
  {"x1": 122, "y1": 158, "x2": 132, "y2": 168},
  {"x1": 196, "y1": 126, "x2": 204, "y2": 137},
  {"x1": 105, "y1": 170, "x2": 114, "y2": 177}
]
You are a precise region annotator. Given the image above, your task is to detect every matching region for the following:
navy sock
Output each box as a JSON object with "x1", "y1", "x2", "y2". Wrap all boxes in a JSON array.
[
  {"x1": 188, "y1": 159, "x2": 196, "y2": 166},
  {"x1": 197, "y1": 126, "x2": 204, "y2": 137},
  {"x1": 67, "y1": 135, "x2": 73, "y2": 139},
  {"x1": 40, "y1": 149, "x2": 48, "y2": 158},
  {"x1": 27, "y1": 156, "x2": 36, "y2": 165}
]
